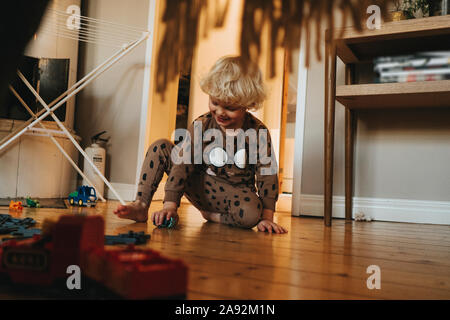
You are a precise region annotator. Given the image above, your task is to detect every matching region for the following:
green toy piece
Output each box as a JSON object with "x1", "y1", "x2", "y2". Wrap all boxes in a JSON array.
[{"x1": 26, "y1": 197, "x2": 40, "y2": 208}]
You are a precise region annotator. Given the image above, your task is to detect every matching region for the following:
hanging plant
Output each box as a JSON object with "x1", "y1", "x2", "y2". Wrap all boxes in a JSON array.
[{"x1": 155, "y1": 0, "x2": 392, "y2": 96}]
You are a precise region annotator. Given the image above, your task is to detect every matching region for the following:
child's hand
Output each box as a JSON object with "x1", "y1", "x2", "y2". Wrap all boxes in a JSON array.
[
  {"x1": 257, "y1": 220, "x2": 288, "y2": 234},
  {"x1": 151, "y1": 201, "x2": 179, "y2": 227},
  {"x1": 257, "y1": 209, "x2": 287, "y2": 234}
]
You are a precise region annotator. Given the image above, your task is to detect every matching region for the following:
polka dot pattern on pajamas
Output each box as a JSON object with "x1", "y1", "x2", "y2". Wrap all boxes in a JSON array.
[{"x1": 135, "y1": 111, "x2": 279, "y2": 228}]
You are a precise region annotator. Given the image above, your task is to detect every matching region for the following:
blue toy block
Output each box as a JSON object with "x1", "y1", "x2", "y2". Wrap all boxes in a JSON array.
[
  {"x1": 0, "y1": 214, "x2": 36, "y2": 235},
  {"x1": 104, "y1": 235, "x2": 136, "y2": 245},
  {"x1": 11, "y1": 228, "x2": 41, "y2": 238},
  {"x1": 0, "y1": 227, "x2": 42, "y2": 243},
  {"x1": 104, "y1": 231, "x2": 150, "y2": 245}
]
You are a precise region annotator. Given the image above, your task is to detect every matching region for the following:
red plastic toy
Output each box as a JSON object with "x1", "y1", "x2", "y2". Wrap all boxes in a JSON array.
[
  {"x1": 83, "y1": 246, "x2": 187, "y2": 299},
  {"x1": 0, "y1": 215, "x2": 188, "y2": 299},
  {"x1": 8, "y1": 201, "x2": 23, "y2": 211}
]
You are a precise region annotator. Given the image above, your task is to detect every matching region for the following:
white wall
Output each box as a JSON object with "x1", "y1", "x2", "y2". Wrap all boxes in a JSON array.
[{"x1": 76, "y1": 0, "x2": 150, "y2": 191}]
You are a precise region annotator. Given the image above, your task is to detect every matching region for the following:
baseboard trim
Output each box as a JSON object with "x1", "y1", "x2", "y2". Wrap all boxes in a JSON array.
[
  {"x1": 106, "y1": 185, "x2": 450, "y2": 225},
  {"x1": 292, "y1": 194, "x2": 450, "y2": 225}
]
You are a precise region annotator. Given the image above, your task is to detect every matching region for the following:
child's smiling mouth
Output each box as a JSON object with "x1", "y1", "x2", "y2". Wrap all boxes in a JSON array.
[{"x1": 217, "y1": 116, "x2": 229, "y2": 123}]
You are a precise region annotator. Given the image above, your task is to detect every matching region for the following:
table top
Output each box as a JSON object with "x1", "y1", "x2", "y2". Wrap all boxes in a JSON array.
[{"x1": 329, "y1": 15, "x2": 450, "y2": 63}]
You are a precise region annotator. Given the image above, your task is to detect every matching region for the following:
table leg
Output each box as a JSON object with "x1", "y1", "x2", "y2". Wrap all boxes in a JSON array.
[
  {"x1": 324, "y1": 40, "x2": 337, "y2": 227},
  {"x1": 345, "y1": 65, "x2": 355, "y2": 221},
  {"x1": 345, "y1": 108, "x2": 355, "y2": 221}
]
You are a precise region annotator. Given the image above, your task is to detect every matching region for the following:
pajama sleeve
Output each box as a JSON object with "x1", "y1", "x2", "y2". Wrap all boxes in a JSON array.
[
  {"x1": 255, "y1": 125, "x2": 279, "y2": 211},
  {"x1": 163, "y1": 120, "x2": 198, "y2": 206}
]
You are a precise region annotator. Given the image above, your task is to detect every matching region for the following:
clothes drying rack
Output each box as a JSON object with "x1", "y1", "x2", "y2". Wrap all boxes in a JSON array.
[{"x1": 0, "y1": 6, "x2": 151, "y2": 205}]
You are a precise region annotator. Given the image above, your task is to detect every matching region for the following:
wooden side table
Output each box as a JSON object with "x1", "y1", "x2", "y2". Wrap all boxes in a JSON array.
[{"x1": 324, "y1": 15, "x2": 450, "y2": 226}]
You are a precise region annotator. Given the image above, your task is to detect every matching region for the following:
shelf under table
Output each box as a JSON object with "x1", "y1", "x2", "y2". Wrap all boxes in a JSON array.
[{"x1": 336, "y1": 80, "x2": 450, "y2": 109}]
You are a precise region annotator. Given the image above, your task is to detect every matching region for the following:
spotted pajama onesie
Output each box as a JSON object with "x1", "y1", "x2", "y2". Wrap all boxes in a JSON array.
[{"x1": 136, "y1": 111, "x2": 279, "y2": 228}]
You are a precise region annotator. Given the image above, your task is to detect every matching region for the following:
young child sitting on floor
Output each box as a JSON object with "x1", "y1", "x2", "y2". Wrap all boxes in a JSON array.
[{"x1": 114, "y1": 56, "x2": 287, "y2": 234}]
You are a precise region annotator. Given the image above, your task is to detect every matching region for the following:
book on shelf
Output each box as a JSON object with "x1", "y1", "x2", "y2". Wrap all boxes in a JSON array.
[
  {"x1": 374, "y1": 57, "x2": 450, "y2": 73},
  {"x1": 374, "y1": 51, "x2": 450, "y2": 83},
  {"x1": 380, "y1": 67, "x2": 450, "y2": 77},
  {"x1": 374, "y1": 51, "x2": 450, "y2": 63},
  {"x1": 379, "y1": 73, "x2": 450, "y2": 83}
]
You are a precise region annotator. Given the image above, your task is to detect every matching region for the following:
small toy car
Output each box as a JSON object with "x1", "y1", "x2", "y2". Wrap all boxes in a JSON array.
[
  {"x1": 68, "y1": 186, "x2": 97, "y2": 207},
  {"x1": 153, "y1": 217, "x2": 176, "y2": 229}
]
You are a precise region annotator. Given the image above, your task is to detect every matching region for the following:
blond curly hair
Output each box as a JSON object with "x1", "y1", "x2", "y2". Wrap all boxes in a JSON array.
[{"x1": 200, "y1": 56, "x2": 266, "y2": 110}]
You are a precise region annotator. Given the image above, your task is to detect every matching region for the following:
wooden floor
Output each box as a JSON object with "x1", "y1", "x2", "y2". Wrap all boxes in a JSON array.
[{"x1": 1, "y1": 200, "x2": 450, "y2": 299}]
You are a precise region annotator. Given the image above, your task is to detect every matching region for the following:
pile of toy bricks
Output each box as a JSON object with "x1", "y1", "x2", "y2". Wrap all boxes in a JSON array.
[
  {"x1": 0, "y1": 214, "x2": 41, "y2": 241},
  {"x1": 0, "y1": 215, "x2": 187, "y2": 299}
]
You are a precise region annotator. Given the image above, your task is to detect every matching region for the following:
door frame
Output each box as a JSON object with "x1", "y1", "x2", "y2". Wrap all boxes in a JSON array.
[{"x1": 291, "y1": 47, "x2": 308, "y2": 216}]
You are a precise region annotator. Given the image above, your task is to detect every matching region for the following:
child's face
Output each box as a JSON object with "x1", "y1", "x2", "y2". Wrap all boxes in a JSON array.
[{"x1": 209, "y1": 97, "x2": 247, "y2": 130}]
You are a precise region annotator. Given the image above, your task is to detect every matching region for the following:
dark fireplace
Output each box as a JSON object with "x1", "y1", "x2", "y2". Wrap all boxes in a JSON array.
[{"x1": 0, "y1": 55, "x2": 69, "y2": 122}]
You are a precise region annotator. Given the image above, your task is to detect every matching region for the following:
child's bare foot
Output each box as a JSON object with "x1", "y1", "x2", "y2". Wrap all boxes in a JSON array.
[
  {"x1": 200, "y1": 210, "x2": 221, "y2": 223},
  {"x1": 113, "y1": 200, "x2": 149, "y2": 222}
]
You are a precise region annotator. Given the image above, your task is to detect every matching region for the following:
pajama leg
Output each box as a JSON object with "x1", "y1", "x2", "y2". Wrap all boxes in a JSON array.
[
  {"x1": 184, "y1": 172, "x2": 263, "y2": 229},
  {"x1": 136, "y1": 138, "x2": 174, "y2": 206},
  {"x1": 218, "y1": 184, "x2": 263, "y2": 228}
]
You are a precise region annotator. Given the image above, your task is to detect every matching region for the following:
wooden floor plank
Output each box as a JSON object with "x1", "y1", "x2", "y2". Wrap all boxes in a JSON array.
[
  {"x1": 147, "y1": 234, "x2": 450, "y2": 288},
  {"x1": 188, "y1": 270, "x2": 372, "y2": 300},
  {"x1": 150, "y1": 220, "x2": 450, "y2": 257},
  {"x1": 0, "y1": 200, "x2": 449, "y2": 299},
  {"x1": 161, "y1": 248, "x2": 450, "y2": 299}
]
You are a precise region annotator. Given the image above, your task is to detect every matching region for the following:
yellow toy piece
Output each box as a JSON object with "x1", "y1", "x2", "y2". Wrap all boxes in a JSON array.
[{"x1": 9, "y1": 200, "x2": 23, "y2": 211}]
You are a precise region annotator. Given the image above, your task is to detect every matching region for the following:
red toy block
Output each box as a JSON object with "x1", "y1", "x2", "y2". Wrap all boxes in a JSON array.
[
  {"x1": 84, "y1": 245, "x2": 188, "y2": 299},
  {"x1": 0, "y1": 215, "x2": 104, "y2": 285},
  {"x1": 0, "y1": 214, "x2": 188, "y2": 299},
  {"x1": 50, "y1": 215, "x2": 104, "y2": 278},
  {"x1": 0, "y1": 236, "x2": 53, "y2": 285},
  {"x1": 81, "y1": 247, "x2": 107, "y2": 284}
]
